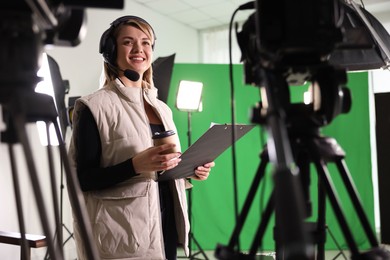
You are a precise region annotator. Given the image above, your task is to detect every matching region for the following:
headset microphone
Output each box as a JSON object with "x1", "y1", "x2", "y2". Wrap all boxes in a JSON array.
[
  {"x1": 124, "y1": 69, "x2": 140, "y2": 81},
  {"x1": 106, "y1": 62, "x2": 140, "y2": 82}
]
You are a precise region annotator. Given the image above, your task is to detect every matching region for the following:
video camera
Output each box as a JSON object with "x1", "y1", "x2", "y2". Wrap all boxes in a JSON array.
[
  {"x1": 238, "y1": 0, "x2": 343, "y2": 85},
  {"x1": 215, "y1": 1, "x2": 390, "y2": 259},
  {"x1": 237, "y1": 0, "x2": 390, "y2": 86},
  {"x1": 237, "y1": 0, "x2": 390, "y2": 128},
  {"x1": 0, "y1": 0, "x2": 123, "y2": 94}
]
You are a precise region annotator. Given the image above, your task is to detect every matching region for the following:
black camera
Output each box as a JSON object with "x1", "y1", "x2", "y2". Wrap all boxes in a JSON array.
[
  {"x1": 235, "y1": 0, "x2": 390, "y2": 128},
  {"x1": 237, "y1": 0, "x2": 390, "y2": 87},
  {"x1": 0, "y1": 0, "x2": 123, "y2": 95},
  {"x1": 237, "y1": 0, "x2": 344, "y2": 86}
]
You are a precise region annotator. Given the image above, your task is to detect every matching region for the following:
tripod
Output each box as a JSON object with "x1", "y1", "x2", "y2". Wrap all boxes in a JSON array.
[
  {"x1": 0, "y1": 12, "x2": 99, "y2": 260},
  {"x1": 216, "y1": 128, "x2": 388, "y2": 259},
  {"x1": 1, "y1": 91, "x2": 100, "y2": 259},
  {"x1": 215, "y1": 65, "x2": 390, "y2": 259}
]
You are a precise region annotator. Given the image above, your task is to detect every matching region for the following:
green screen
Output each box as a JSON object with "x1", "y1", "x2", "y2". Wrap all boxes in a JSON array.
[{"x1": 165, "y1": 64, "x2": 374, "y2": 252}]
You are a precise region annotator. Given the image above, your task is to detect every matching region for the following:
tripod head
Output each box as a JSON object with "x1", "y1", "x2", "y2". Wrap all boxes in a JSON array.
[{"x1": 249, "y1": 65, "x2": 352, "y2": 135}]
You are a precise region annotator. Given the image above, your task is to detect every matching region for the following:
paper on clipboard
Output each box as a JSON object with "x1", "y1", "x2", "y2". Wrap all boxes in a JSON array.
[{"x1": 157, "y1": 124, "x2": 255, "y2": 181}]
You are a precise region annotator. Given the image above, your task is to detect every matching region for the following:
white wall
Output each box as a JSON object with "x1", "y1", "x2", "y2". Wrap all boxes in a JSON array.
[
  {"x1": 368, "y1": 19, "x2": 390, "y2": 237},
  {"x1": 369, "y1": 15, "x2": 390, "y2": 93},
  {"x1": 0, "y1": 2, "x2": 199, "y2": 260}
]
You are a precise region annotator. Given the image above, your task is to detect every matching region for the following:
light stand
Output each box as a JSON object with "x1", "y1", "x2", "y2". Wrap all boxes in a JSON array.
[
  {"x1": 35, "y1": 53, "x2": 75, "y2": 259},
  {"x1": 46, "y1": 55, "x2": 76, "y2": 254},
  {"x1": 176, "y1": 80, "x2": 208, "y2": 260}
]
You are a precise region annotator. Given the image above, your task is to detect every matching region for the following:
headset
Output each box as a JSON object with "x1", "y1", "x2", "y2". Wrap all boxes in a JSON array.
[{"x1": 99, "y1": 15, "x2": 156, "y2": 66}]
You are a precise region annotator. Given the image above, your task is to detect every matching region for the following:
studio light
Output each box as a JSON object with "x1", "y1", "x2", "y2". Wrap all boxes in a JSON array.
[
  {"x1": 35, "y1": 53, "x2": 60, "y2": 146},
  {"x1": 176, "y1": 80, "x2": 203, "y2": 112}
]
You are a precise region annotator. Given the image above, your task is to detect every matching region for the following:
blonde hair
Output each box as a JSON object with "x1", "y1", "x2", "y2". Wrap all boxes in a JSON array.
[{"x1": 102, "y1": 17, "x2": 155, "y2": 89}]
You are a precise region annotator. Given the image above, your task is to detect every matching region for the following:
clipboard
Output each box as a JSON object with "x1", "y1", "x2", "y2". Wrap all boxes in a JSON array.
[{"x1": 157, "y1": 124, "x2": 255, "y2": 181}]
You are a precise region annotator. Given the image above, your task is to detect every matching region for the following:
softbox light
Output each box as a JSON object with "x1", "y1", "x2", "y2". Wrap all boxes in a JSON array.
[
  {"x1": 328, "y1": 1, "x2": 390, "y2": 71},
  {"x1": 47, "y1": 54, "x2": 70, "y2": 138},
  {"x1": 152, "y1": 53, "x2": 176, "y2": 103},
  {"x1": 176, "y1": 80, "x2": 203, "y2": 112}
]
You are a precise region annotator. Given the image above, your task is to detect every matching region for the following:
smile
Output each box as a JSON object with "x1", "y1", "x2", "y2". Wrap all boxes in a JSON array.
[{"x1": 131, "y1": 57, "x2": 145, "y2": 61}]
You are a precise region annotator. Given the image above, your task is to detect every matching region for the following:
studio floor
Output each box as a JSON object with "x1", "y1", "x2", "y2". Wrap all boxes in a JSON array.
[{"x1": 178, "y1": 244, "x2": 390, "y2": 260}]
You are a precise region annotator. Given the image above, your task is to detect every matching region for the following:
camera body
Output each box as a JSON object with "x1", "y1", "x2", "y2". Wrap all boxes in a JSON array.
[
  {"x1": 237, "y1": 0, "x2": 343, "y2": 85},
  {"x1": 0, "y1": 0, "x2": 123, "y2": 94},
  {"x1": 237, "y1": 0, "x2": 351, "y2": 128},
  {"x1": 256, "y1": 0, "x2": 343, "y2": 63}
]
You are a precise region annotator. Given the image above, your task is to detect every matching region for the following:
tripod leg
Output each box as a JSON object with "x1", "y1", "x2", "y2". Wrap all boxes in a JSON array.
[
  {"x1": 335, "y1": 159, "x2": 379, "y2": 247},
  {"x1": 188, "y1": 181, "x2": 208, "y2": 259},
  {"x1": 227, "y1": 154, "x2": 269, "y2": 250},
  {"x1": 215, "y1": 154, "x2": 269, "y2": 259},
  {"x1": 189, "y1": 233, "x2": 209, "y2": 260},
  {"x1": 249, "y1": 191, "x2": 274, "y2": 257},
  {"x1": 59, "y1": 155, "x2": 75, "y2": 248},
  {"x1": 62, "y1": 224, "x2": 74, "y2": 245},
  {"x1": 313, "y1": 158, "x2": 360, "y2": 257},
  {"x1": 8, "y1": 144, "x2": 30, "y2": 260},
  {"x1": 13, "y1": 113, "x2": 64, "y2": 260},
  {"x1": 316, "y1": 181, "x2": 326, "y2": 260},
  {"x1": 45, "y1": 122, "x2": 63, "y2": 249},
  {"x1": 327, "y1": 227, "x2": 348, "y2": 260}
]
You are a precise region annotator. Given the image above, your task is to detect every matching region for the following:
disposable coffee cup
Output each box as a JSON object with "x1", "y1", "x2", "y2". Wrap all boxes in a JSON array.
[{"x1": 152, "y1": 130, "x2": 180, "y2": 154}]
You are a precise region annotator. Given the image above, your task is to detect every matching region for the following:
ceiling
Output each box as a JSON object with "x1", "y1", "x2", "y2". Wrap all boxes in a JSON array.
[{"x1": 132, "y1": 0, "x2": 390, "y2": 30}]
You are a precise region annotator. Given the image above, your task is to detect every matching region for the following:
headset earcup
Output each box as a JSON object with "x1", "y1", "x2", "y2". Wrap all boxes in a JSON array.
[
  {"x1": 99, "y1": 28, "x2": 116, "y2": 65},
  {"x1": 105, "y1": 36, "x2": 116, "y2": 65}
]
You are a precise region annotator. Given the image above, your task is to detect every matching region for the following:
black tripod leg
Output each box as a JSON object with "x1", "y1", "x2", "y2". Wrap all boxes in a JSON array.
[
  {"x1": 316, "y1": 181, "x2": 326, "y2": 260},
  {"x1": 248, "y1": 191, "x2": 274, "y2": 258},
  {"x1": 187, "y1": 183, "x2": 208, "y2": 259},
  {"x1": 215, "y1": 154, "x2": 269, "y2": 259},
  {"x1": 45, "y1": 122, "x2": 63, "y2": 250},
  {"x1": 190, "y1": 233, "x2": 209, "y2": 259},
  {"x1": 313, "y1": 158, "x2": 360, "y2": 257},
  {"x1": 62, "y1": 223, "x2": 74, "y2": 245},
  {"x1": 227, "y1": 154, "x2": 269, "y2": 250},
  {"x1": 8, "y1": 144, "x2": 30, "y2": 260},
  {"x1": 335, "y1": 159, "x2": 379, "y2": 247},
  {"x1": 13, "y1": 113, "x2": 64, "y2": 260}
]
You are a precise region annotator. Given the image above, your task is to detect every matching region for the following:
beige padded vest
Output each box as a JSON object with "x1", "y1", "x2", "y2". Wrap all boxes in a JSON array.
[{"x1": 68, "y1": 79, "x2": 189, "y2": 260}]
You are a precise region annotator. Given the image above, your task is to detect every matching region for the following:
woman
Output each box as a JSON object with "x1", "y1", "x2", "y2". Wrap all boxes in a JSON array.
[{"x1": 68, "y1": 16, "x2": 215, "y2": 260}]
